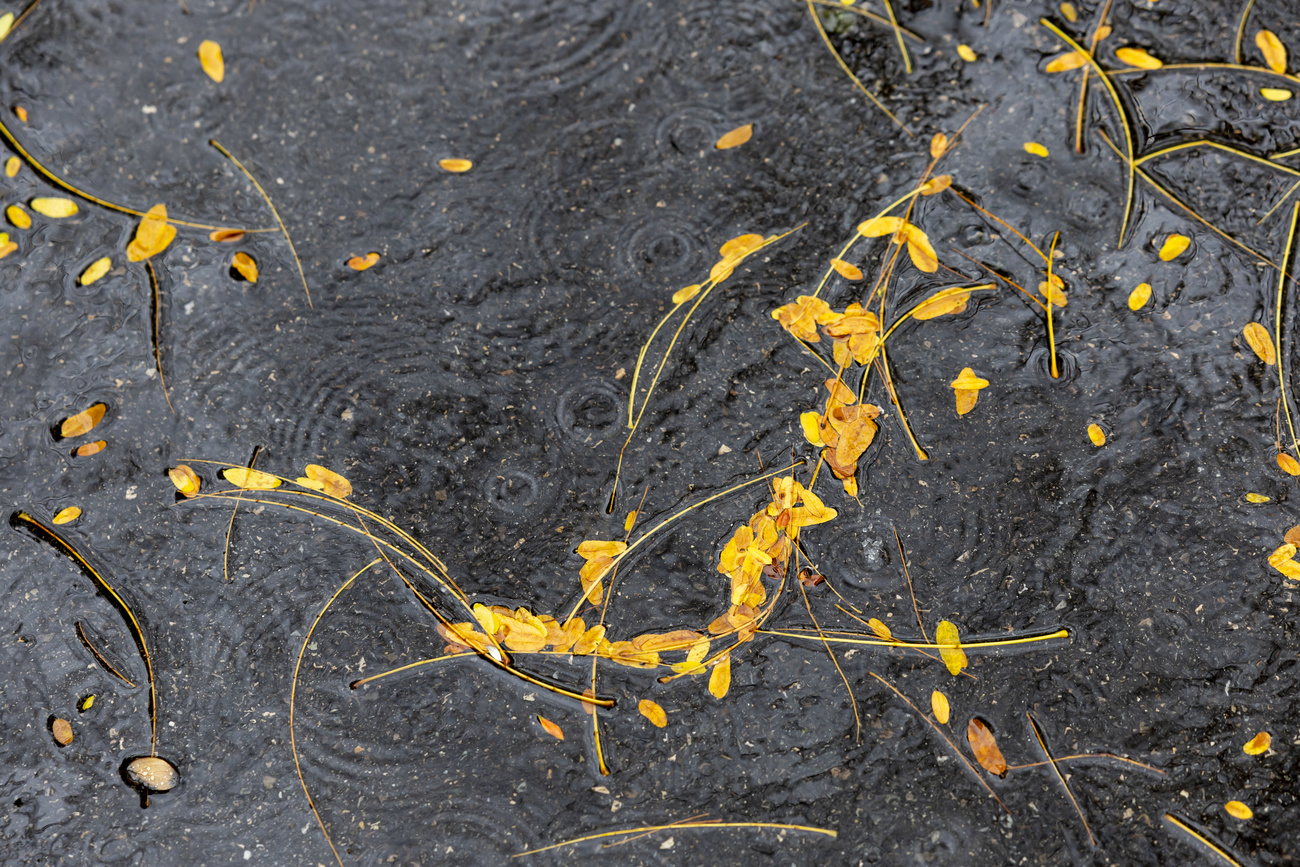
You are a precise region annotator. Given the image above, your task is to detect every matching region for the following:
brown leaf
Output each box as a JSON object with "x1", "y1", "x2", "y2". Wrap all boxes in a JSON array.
[
  {"x1": 966, "y1": 717, "x2": 1007, "y2": 775},
  {"x1": 51, "y1": 717, "x2": 73, "y2": 746},
  {"x1": 1285, "y1": 524, "x2": 1300, "y2": 545},
  {"x1": 537, "y1": 715, "x2": 564, "y2": 740},
  {"x1": 715, "y1": 124, "x2": 753, "y2": 150},
  {"x1": 639, "y1": 699, "x2": 667, "y2": 728},
  {"x1": 60, "y1": 403, "x2": 106, "y2": 438}
]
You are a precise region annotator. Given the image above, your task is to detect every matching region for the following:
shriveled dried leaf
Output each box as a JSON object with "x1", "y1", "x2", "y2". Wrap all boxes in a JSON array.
[
  {"x1": 930, "y1": 133, "x2": 949, "y2": 159},
  {"x1": 1088, "y1": 423, "x2": 1106, "y2": 446},
  {"x1": 80, "y1": 257, "x2": 111, "y2": 286},
  {"x1": 1158, "y1": 233, "x2": 1190, "y2": 261},
  {"x1": 7, "y1": 204, "x2": 29, "y2": 228},
  {"x1": 1023, "y1": 142, "x2": 1049, "y2": 158},
  {"x1": 304, "y1": 464, "x2": 351, "y2": 498},
  {"x1": 222, "y1": 467, "x2": 282, "y2": 490},
  {"x1": 53, "y1": 506, "x2": 81, "y2": 525},
  {"x1": 75, "y1": 440, "x2": 106, "y2": 457},
  {"x1": 231, "y1": 251, "x2": 258, "y2": 283},
  {"x1": 1045, "y1": 51, "x2": 1088, "y2": 73},
  {"x1": 1128, "y1": 282, "x2": 1151, "y2": 310},
  {"x1": 1280, "y1": 452, "x2": 1300, "y2": 476},
  {"x1": 858, "y1": 215, "x2": 905, "y2": 238},
  {"x1": 198, "y1": 40, "x2": 224, "y2": 82},
  {"x1": 715, "y1": 124, "x2": 753, "y2": 150},
  {"x1": 966, "y1": 717, "x2": 1007, "y2": 775},
  {"x1": 638, "y1": 699, "x2": 667, "y2": 728},
  {"x1": 209, "y1": 228, "x2": 245, "y2": 242},
  {"x1": 60, "y1": 403, "x2": 106, "y2": 438},
  {"x1": 537, "y1": 715, "x2": 564, "y2": 740},
  {"x1": 672, "y1": 283, "x2": 702, "y2": 304},
  {"x1": 708, "y1": 654, "x2": 731, "y2": 698},
  {"x1": 1243, "y1": 731, "x2": 1272, "y2": 755},
  {"x1": 912, "y1": 289, "x2": 971, "y2": 321},
  {"x1": 1261, "y1": 87, "x2": 1293, "y2": 101},
  {"x1": 1268, "y1": 542, "x2": 1300, "y2": 579},
  {"x1": 4, "y1": 156, "x2": 16, "y2": 178},
  {"x1": 1246, "y1": 492, "x2": 1270, "y2": 503},
  {"x1": 957, "y1": 44, "x2": 977, "y2": 62},
  {"x1": 347, "y1": 252, "x2": 380, "y2": 271},
  {"x1": 1115, "y1": 46, "x2": 1162, "y2": 69},
  {"x1": 1257, "y1": 29, "x2": 1288, "y2": 73},
  {"x1": 127, "y1": 204, "x2": 176, "y2": 262},
  {"x1": 30, "y1": 197, "x2": 78, "y2": 218},
  {"x1": 1244, "y1": 321, "x2": 1276, "y2": 364},
  {"x1": 935, "y1": 620, "x2": 967, "y2": 676},
  {"x1": 51, "y1": 718, "x2": 73, "y2": 746},
  {"x1": 169, "y1": 464, "x2": 201, "y2": 497},
  {"x1": 830, "y1": 258, "x2": 863, "y2": 281},
  {"x1": 1224, "y1": 801, "x2": 1253, "y2": 820},
  {"x1": 931, "y1": 690, "x2": 951, "y2": 724},
  {"x1": 439, "y1": 158, "x2": 473, "y2": 172}
]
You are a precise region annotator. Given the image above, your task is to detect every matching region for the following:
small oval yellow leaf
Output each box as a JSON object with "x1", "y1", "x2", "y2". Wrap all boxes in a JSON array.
[
  {"x1": 936, "y1": 620, "x2": 967, "y2": 676},
  {"x1": 867, "y1": 618, "x2": 892, "y2": 640},
  {"x1": 957, "y1": 44, "x2": 977, "y2": 62},
  {"x1": 671, "y1": 283, "x2": 702, "y2": 304},
  {"x1": 1262, "y1": 87, "x2": 1293, "y2": 102},
  {"x1": 858, "y1": 216, "x2": 906, "y2": 238},
  {"x1": 1257, "y1": 29, "x2": 1288, "y2": 74},
  {"x1": 4, "y1": 156, "x2": 18, "y2": 178},
  {"x1": 198, "y1": 40, "x2": 224, "y2": 82},
  {"x1": 638, "y1": 699, "x2": 667, "y2": 728},
  {"x1": 231, "y1": 251, "x2": 259, "y2": 283},
  {"x1": 209, "y1": 229, "x2": 245, "y2": 243},
  {"x1": 1038, "y1": 279, "x2": 1068, "y2": 307},
  {"x1": 347, "y1": 252, "x2": 380, "y2": 271},
  {"x1": 0, "y1": 12, "x2": 13, "y2": 40},
  {"x1": 1128, "y1": 282, "x2": 1152, "y2": 310},
  {"x1": 14, "y1": 106, "x2": 26, "y2": 122},
  {"x1": 1246, "y1": 492, "x2": 1271, "y2": 503},
  {"x1": 719, "y1": 234, "x2": 764, "y2": 259},
  {"x1": 623, "y1": 510, "x2": 637, "y2": 532},
  {"x1": 304, "y1": 464, "x2": 352, "y2": 499},
  {"x1": 537, "y1": 715, "x2": 564, "y2": 740},
  {"x1": 930, "y1": 133, "x2": 948, "y2": 159},
  {"x1": 931, "y1": 690, "x2": 950, "y2": 724},
  {"x1": 1224, "y1": 801, "x2": 1253, "y2": 820},
  {"x1": 75, "y1": 440, "x2": 106, "y2": 457},
  {"x1": 1023, "y1": 142, "x2": 1049, "y2": 158},
  {"x1": 1244, "y1": 321, "x2": 1276, "y2": 365},
  {"x1": 1243, "y1": 731, "x2": 1272, "y2": 755},
  {"x1": 1096, "y1": 24, "x2": 1112, "y2": 41},
  {"x1": 222, "y1": 467, "x2": 282, "y2": 490},
  {"x1": 53, "y1": 506, "x2": 81, "y2": 524},
  {"x1": 6, "y1": 204, "x2": 29, "y2": 228},
  {"x1": 169, "y1": 464, "x2": 201, "y2": 497},
  {"x1": 715, "y1": 124, "x2": 752, "y2": 150},
  {"x1": 60, "y1": 403, "x2": 107, "y2": 438},
  {"x1": 1279, "y1": 452, "x2": 1300, "y2": 476},
  {"x1": 439, "y1": 158, "x2": 473, "y2": 173},
  {"x1": 1087, "y1": 423, "x2": 1106, "y2": 447},
  {"x1": 78, "y1": 694, "x2": 94, "y2": 712},
  {"x1": 1060, "y1": 2, "x2": 1078, "y2": 22},
  {"x1": 30, "y1": 197, "x2": 78, "y2": 218},
  {"x1": 1045, "y1": 51, "x2": 1088, "y2": 73},
  {"x1": 708, "y1": 654, "x2": 731, "y2": 699},
  {"x1": 830, "y1": 258, "x2": 863, "y2": 281},
  {"x1": 1115, "y1": 47, "x2": 1163, "y2": 69},
  {"x1": 80, "y1": 257, "x2": 112, "y2": 286},
  {"x1": 1158, "y1": 234, "x2": 1190, "y2": 261}
]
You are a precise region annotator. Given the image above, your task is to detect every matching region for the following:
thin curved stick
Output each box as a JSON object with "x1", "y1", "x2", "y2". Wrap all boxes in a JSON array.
[
  {"x1": 1045, "y1": 231, "x2": 1060, "y2": 379},
  {"x1": 6, "y1": 0, "x2": 49, "y2": 38},
  {"x1": 1162, "y1": 813, "x2": 1244, "y2": 866},
  {"x1": 1074, "y1": 0, "x2": 1114, "y2": 154},
  {"x1": 350, "y1": 652, "x2": 473, "y2": 688},
  {"x1": 144, "y1": 262, "x2": 174, "y2": 415},
  {"x1": 1138, "y1": 139, "x2": 1300, "y2": 176},
  {"x1": 881, "y1": 0, "x2": 912, "y2": 73},
  {"x1": 805, "y1": 0, "x2": 912, "y2": 134},
  {"x1": 1027, "y1": 712, "x2": 1095, "y2": 847},
  {"x1": 75, "y1": 621, "x2": 138, "y2": 688},
  {"x1": 1235, "y1": 0, "x2": 1259, "y2": 65},
  {"x1": 221, "y1": 446, "x2": 262, "y2": 584},
  {"x1": 1275, "y1": 201, "x2": 1300, "y2": 460},
  {"x1": 513, "y1": 820, "x2": 836, "y2": 857}
]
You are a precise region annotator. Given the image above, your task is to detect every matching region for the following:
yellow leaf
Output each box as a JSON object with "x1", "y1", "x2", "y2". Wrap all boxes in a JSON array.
[
  {"x1": 80, "y1": 257, "x2": 111, "y2": 286},
  {"x1": 951, "y1": 368, "x2": 989, "y2": 416},
  {"x1": 14, "y1": 106, "x2": 25, "y2": 122},
  {"x1": 1261, "y1": 87, "x2": 1293, "y2": 101},
  {"x1": 671, "y1": 283, "x2": 702, "y2": 304},
  {"x1": 912, "y1": 289, "x2": 971, "y2": 321},
  {"x1": 75, "y1": 440, "x2": 106, "y2": 457},
  {"x1": 572, "y1": 624, "x2": 606, "y2": 656},
  {"x1": 6, "y1": 204, "x2": 29, "y2": 228},
  {"x1": 209, "y1": 229, "x2": 245, "y2": 242},
  {"x1": 1246, "y1": 492, "x2": 1270, "y2": 503},
  {"x1": 830, "y1": 258, "x2": 863, "y2": 281},
  {"x1": 715, "y1": 124, "x2": 752, "y2": 150},
  {"x1": 1268, "y1": 542, "x2": 1300, "y2": 579},
  {"x1": 708, "y1": 654, "x2": 731, "y2": 698},
  {"x1": 906, "y1": 233, "x2": 939, "y2": 273},
  {"x1": 931, "y1": 690, "x2": 950, "y2": 724},
  {"x1": 231, "y1": 251, "x2": 258, "y2": 283},
  {"x1": 719, "y1": 233, "x2": 764, "y2": 259},
  {"x1": 1257, "y1": 29, "x2": 1288, "y2": 73},
  {"x1": 1158, "y1": 234, "x2": 1190, "y2": 261},
  {"x1": 1023, "y1": 142, "x2": 1049, "y2": 158},
  {"x1": 1038, "y1": 279, "x2": 1068, "y2": 307},
  {"x1": 577, "y1": 539, "x2": 627, "y2": 559},
  {"x1": 0, "y1": 238, "x2": 13, "y2": 259},
  {"x1": 60, "y1": 403, "x2": 106, "y2": 438},
  {"x1": 347, "y1": 252, "x2": 380, "y2": 271},
  {"x1": 1087, "y1": 423, "x2": 1106, "y2": 447},
  {"x1": 930, "y1": 133, "x2": 948, "y2": 159},
  {"x1": 1243, "y1": 731, "x2": 1272, "y2": 755},
  {"x1": 935, "y1": 620, "x2": 967, "y2": 676},
  {"x1": 1045, "y1": 51, "x2": 1088, "y2": 73},
  {"x1": 0, "y1": 12, "x2": 12, "y2": 40},
  {"x1": 919, "y1": 175, "x2": 952, "y2": 196},
  {"x1": 168, "y1": 464, "x2": 201, "y2": 497},
  {"x1": 53, "y1": 506, "x2": 81, "y2": 525},
  {"x1": 1060, "y1": 2, "x2": 1078, "y2": 23},
  {"x1": 638, "y1": 699, "x2": 667, "y2": 728},
  {"x1": 1280, "y1": 453, "x2": 1300, "y2": 476},
  {"x1": 867, "y1": 618, "x2": 892, "y2": 640},
  {"x1": 800, "y1": 411, "x2": 825, "y2": 448},
  {"x1": 78, "y1": 695, "x2": 94, "y2": 712},
  {"x1": 222, "y1": 467, "x2": 282, "y2": 490},
  {"x1": 966, "y1": 717, "x2": 1007, "y2": 775},
  {"x1": 708, "y1": 259, "x2": 735, "y2": 282},
  {"x1": 1128, "y1": 282, "x2": 1151, "y2": 310},
  {"x1": 1096, "y1": 24, "x2": 1112, "y2": 41},
  {"x1": 1115, "y1": 47, "x2": 1162, "y2": 69},
  {"x1": 1244, "y1": 321, "x2": 1276, "y2": 364},
  {"x1": 624, "y1": 510, "x2": 637, "y2": 532},
  {"x1": 857, "y1": 216, "x2": 905, "y2": 238},
  {"x1": 1224, "y1": 801, "x2": 1253, "y2": 820},
  {"x1": 198, "y1": 40, "x2": 224, "y2": 82},
  {"x1": 295, "y1": 477, "x2": 325, "y2": 491},
  {"x1": 30, "y1": 197, "x2": 78, "y2": 218},
  {"x1": 4, "y1": 156, "x2": 18, "y2": 177},
  {"x1": 439, "y1": 158, "x2": 473, "y2": 173},
  {"x1": 771, "y1": 295, "x2": 834, "y2": 342},
  {"x1": 305, "y1": 464, "x2": 352, "y2": 498},
  {"x1": 537, "y1": 715, "x2": 564, "y2": 740},
  {"x1": 127, "y1": 204, "x2": 176, "y2": 262},
  {"x1": 957, "y1": 44, "x2": 977, "y2": 62}
]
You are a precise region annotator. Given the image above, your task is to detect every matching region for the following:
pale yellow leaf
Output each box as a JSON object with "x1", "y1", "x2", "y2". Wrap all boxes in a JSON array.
[
  {"x1": 800, "y1": 411, "x2": 825, "y2": 448},
  {"x1": 1128, "y1": 282, "x2": 1151, "y2": 310},
  {"x1": 830, "y1": 258, "x2": 863, "y2": 281},
  {"x1": 671, "y1": 283, "x2": 702, "y2": 304},
  {"x1": 222, "y1": 467, "x2": 282, "y2": 490},
  {"x1": 198, "y1": 40, "x2": 224, "y2": 82},
  {"x1": 1244, "y1": 321, "x2": 1276, "y2": 365},
  {"x1": 931, "y1": 690, "x2": 950, "y2": 724},
  {"x1": 638, "y1": 699, "x2": 667, "y2": 728},
  {"x1": 305, "y1": 464, "x2": 352, "y2": 498},
  {"x1": 53, "y1": 506, "x2": 81, "y2": 525},
  {"x1": 30, "y1": 197, "x2": 78, "y2": 218},
  {"x1": 0, "y1": 12, "x2": 12, "y2": 41},
  {"x1": 912, "y1": 289, "x2": 971, "y2": 321},
  {"x1": 1060, "y1": 2, "x2": 1078, "y2": 22},
  {"x1": 1246, "y1": 492, "x2": 1271, "y2": 503},
  {"x1": 715, "y1": 124, "x2": 752, "y2": 150}
]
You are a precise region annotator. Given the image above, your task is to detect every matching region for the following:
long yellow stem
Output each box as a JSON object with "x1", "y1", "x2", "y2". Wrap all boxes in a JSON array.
[{"x1": 1276, "y1": 201, "x2": 1300, "y2": 460}]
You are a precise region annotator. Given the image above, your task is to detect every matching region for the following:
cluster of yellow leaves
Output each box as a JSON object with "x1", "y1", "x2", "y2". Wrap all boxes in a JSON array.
[
  {"x1": 800, "y1": 379, "x2": 881, "y2": 495},
  {"x1": 709, "y1": 232, "x2": 765, "y2": 283},
  {"x1": 576, "y1": 539, "x2": 626, "y2": 605},
  {"x1": 858, "y1": 215, "x2": 938, "y2": 273},
  {"x1": 1268, "y1": 542, "x2": 1300, "y2": 580},
  {"x1": 127, "y1": 205, "x2": 175, "y2": 261}
]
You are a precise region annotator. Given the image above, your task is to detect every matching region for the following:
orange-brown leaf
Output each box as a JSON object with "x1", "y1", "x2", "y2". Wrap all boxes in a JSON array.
[
  {"x1": 537, "y1": 715, "x2": 564, "y2": 740},
  {"x1": 209, "y1": 229, "x2": 245, "y2": 242},
  {"x1": 1243, "y1": 731, "x2": 1272, "y2": 755},
  {"x1": 75, "y1": 440, "x2": 106, "y2": 456},
  {"x1": 304, "y1": 464, "x2": 352, "y2": 498},
  {"x1": 348, "y1": 252, "x2": 380, "y2": 271},
  {"x1": 715, "y1": 124, "x2": 753, "y2": 150},
  {"x1": 231, "y1": 251, "x2": 258, "y2": 283},
  {"x1": 1279, "y1": 452, "x2": 1300, "y2": 476},
  {"x1": 771, "y1": 295, "x2": 834, "y2": 343},
  {"x1": 967, "y1": 717, "x2": 1007, "y2": 775}
]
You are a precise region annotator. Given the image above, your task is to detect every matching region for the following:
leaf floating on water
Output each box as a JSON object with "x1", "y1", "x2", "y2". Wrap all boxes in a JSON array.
[
  {"x1": 638, "y1": 699, "x2": 667, "y2": 728},
  {"x1": 127, "y1": 204, "x2": 176, "y2": 262},
  {"x1": 0, "y1": 232, "x2": 13, "y2": 259},
  {"x1": 935, "y1": 620, "x2": 967, "y2": 676},
  {"x1": 1038, "y1": 275, "x2": 1067, "y2": 307},
  {"x1": 347, "y1": 252, "x2": 380, "y2": 271},
  {"x1": 1246, "y1": 492, "x2": 1270, "y2": 503},
  {"x1": 1286, "y1": 524, "x2": 1300, "y2": 545},
  {"x1": 1268, "y1": 542, "x2": 1300, "y2": 579},
  {"x1": 715, "y1": 124, "x2": 752, "y2": 150},
  {"x1": 4, "y1": 156, "x2": 18, "y2": 177},
  {"x1": 1087, "y1": 423, "x2": 1106, "y2": 447},
  {"x1": 903, "y1": 225, "x2": 938, "y2": 273},
  {"x1": 966, "y1": 717, "x2": 1007, "y2": 775},
  {"x1": 1023, "y1": 142, "x2": 1049, "y2": 158},
  {"x1": 1158, "y1": 234, "x2": 1190, "y2": 261},
  {"x1": 209, "y1": 229, "x2": 245, "y2": 242},
  {"x1": 75, "y1": 440, "x2": 106, "y2": 457},
  {"x1": 60, "y1": 403, "x2": 106, "y2": 438},
  {"x1": 1115, "y1": 47, "x2": 1163, "y2": 69},
  {"x1": 14, "y1": 106, "x2": 25, "y2": 122},
  {"x1": 708, "y1": 654, "x2": 731, "y2": 699},
  {"x1": 857, "y1": 216, "x2": 905, "y2": 238},
  {"x1": 537, "y1": 715, "x2": 564, "y2": 740},
  {"x1": 930, "y1": 133, "x2": 949, "y2": 159},
  {"x1": 169, "y1": 464, "x2": 201, "y2": 497},
  {"x1": 1128, "y1": 282, "x2": 1151, "y2": 310},
  {"x1": 7, "y1": 204, "x2": 29, "y2": 228},
  {"x1": 51, "y1": 718, "x2": 73, "y2": 746},
  {"x1": 912, "y1": 289, "x2": 971, "y2": 321},
  {"x1": 830, "y1": 258, "x2": 863, "y2": 281},
  {"x1": 439, "y1": 158, "x2": 473, "y2": 173},
  {"x1": 623, "y1": 510, "x2": 637, "y2": 533},
  {"x1": 931, "y1": 690, "x2": 951, "y2": 724},
  {"x1": 1261, "y1": 87, "x2": 1293, "y2": 102},
  {"x1": 304, "y1": 464, "x2": 352, "y2": 498},
  {"x1": 1279, "y1": 452, "x2": 1300, "y2": 476},
  {"x1": 198, "y1": 40, "x2": 224, "y2": 82},
  {"x1": 52, "y1": 506, "x2": 81, "y2": 525},
  {"x1": 1045, "y1": 51, "x2": 1088, "y2": 73},
  {"x1": 231, "y1": 251, "x2": 258, "y2": 283},
  {"x1": 771, "y1": 294, "x2": 834, "y2": 342},
  {"x1": 1243, "y1": 322, "x2": 1276, "y2": 364},
  {"x1": 223, "y1": 467, "x2": 282, "y2": 490},
  {"x1": 80, "y1": 257, "x2": 111, "y2": 286},
  {"x1": 1244, "y1": 731, "x2": 1272, "y2": 755},
  {"x1": 950, "y1": 368, "x2": 989, "y2": 416},
  {"x1": 1257, "y1": 30, "x2": 1288, "y2": 74},
  {"x1": 1224, "y1": 801, "x2": 1253, "y2": 820},
  {"x1": 30, "y1": 197, "x2": 78, "y2": 218},
  {"x1": 957, "y1": 44, "x2": 977, "y2": 62}
]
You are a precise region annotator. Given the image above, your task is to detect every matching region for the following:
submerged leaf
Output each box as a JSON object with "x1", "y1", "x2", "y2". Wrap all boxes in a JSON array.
[
  {"x1": 1243, "y1": 731, "x2": 1272, "y2": 755},
  {"x1": 638, "y1": 699, "x2": 667, "y2": 728},
  {"x1": 1115, "y1": 46, "x2": 1163, "y2": 69},
  {"x1": 715, "y1": 124, "x2": 753, "y2": 150},
  {"x1": 198, "y1": 40, "x2": 224, "y2": 82},
  {"x1": 931, "y1": 690, "x2": 951, "y2": 724},
  {"x1": 1128, "y1": 282, "x2": 1151, "y2": 311},
  {"x1": 53, "y1": 506, "x2": 81, "y2": 525},
  {"x1": 1244, "y1": 322, "x2": 1276, "y2": 364},
  {"x1": 80, "y1": 257, "x2": 111, "y2": 286},
  {"x1": 1158, "y1": 234, "x2": 1190, "y2": 261},
  {"x1": 231, "y1": 251, "x2": 258, "y2": 283},
  {"x1": 168, "y1": 464, "x2": 201, "y2": 497},
  {"x1": 1087, "y1": 423, "x2": 1106, "y2": 446},
  {"x1": 60, "y1": 403, "x2": 107, "y2": 438},
  {"x1": 30, "y1": 197, "x2": 78, "y2": 218},
  {"x1": 771, "y1": 295, "x2": 834, "y2": 342},
  {"x1": 935, "y1": 620, "x2": 967, "y2": 676},
  {"x1": 439, "y1": 158, "x2": 473, "y2": 172},
  {"x1": 966, "y1": 717, "x2": 1007, "y2": 775},
  {"x1": 537, "y1": 715, "x2": 564, "y2": 740},
  {"x1": 222, "y1": 467, "x2": 282, "y2": 490},
  {"x1": 1224, "y1": 801, "x2": 1253, "y2": 820}
]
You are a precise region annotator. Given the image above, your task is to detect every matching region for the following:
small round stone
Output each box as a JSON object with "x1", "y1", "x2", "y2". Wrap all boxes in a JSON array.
[{"x1": 125, "y1": 756, "x2": 179, "y2": 792}]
